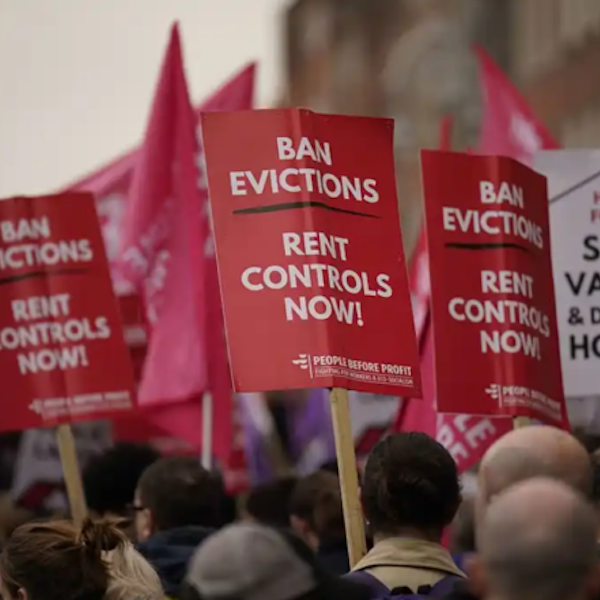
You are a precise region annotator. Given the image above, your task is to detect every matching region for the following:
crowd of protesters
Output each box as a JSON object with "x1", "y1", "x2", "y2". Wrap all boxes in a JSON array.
[{"x1": 0, "y1": 425, "x2": 599, "y2": 600}]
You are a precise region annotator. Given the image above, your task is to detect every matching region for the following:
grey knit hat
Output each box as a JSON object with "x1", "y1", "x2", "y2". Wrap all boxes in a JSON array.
[{"x1": 185, "y1": 523, "x2": 317, "y2": 600}]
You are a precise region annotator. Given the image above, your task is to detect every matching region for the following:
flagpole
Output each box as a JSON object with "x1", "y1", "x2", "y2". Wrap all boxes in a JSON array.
[{"x1": 202, "y1": 392, "x2": 213, "y2": 469}]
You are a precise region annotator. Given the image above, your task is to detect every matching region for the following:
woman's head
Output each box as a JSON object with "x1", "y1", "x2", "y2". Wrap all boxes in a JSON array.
[
  {"x1": 289, "y1": 471, "x2": 345, "y2": 550},
  {"x1": 103, "y1": 541, "x2": 163, "y2": 600},
  {"x1": 0, "y1": 518, "x2": 127, "y2": 600}
]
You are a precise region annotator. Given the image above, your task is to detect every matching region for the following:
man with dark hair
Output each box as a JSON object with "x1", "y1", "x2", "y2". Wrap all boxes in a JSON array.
[
  {"x1": 243, "y1": 477, "x2": 298, "y2": 528},
  {"x1": 83, "y1": 442, "x2": 160, "y2": 520},
  {"x1": 470, "y1": 478, "x2": 599, "y2": 600},
  {"x1": 449, "y1": 497, "x2": 475, "y2": 572},
  {"x1": 347, "y1": 433, "x2": 464, "y2": 593},
  {"x1": 290, "y1": 470, "x2": 348, "y2": 575},
  {"x1": 134, "y1": 457, "x2": 222, "y2": 599}
]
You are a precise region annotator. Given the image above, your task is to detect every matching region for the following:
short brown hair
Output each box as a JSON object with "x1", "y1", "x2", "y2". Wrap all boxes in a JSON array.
[
  {"x1": 0, "y1": 518, "x2": 127, "y2": 600},
  {"x1": 289, "y1": 471, "x2": 345, "y2": 541},
  {"x1": 137, "y1": 457, "x2": 222, "y2": 531}
]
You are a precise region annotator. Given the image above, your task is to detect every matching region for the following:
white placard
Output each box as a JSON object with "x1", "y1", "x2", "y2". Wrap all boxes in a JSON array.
[{"x1": 534, "y1": 150, "x2": 600, "y2": 397}]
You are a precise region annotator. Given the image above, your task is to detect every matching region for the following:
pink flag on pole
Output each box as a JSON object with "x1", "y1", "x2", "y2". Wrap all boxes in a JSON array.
[
  {"x1": 119, "y1": 23, "x2": 207, "y2": 406},
  {"x1": 474, "y1": 45, "x2": 559, "y2": 164},
  {"x1": 394, "y1": 115, "x2": 513, "y2": 473}
]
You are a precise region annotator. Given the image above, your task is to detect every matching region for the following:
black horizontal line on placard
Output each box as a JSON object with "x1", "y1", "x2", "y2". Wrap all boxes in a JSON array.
[
  {"x1": 232, "y1": 201, "x2": 380, "y2": 219},
  {"x1": 445, "y1": 242, "x2": 532, "y2": 254},
  {"x1": 0, "y1": 268, "x2": 89, "y2": 286}
]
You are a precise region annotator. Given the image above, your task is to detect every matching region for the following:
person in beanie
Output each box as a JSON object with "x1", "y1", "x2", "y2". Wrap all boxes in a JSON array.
[
  {"x1": 181, "y1": 522, "x2": 371, "y2": 600},
  {"x1": 134, "y1": 457, "x2": 222, "y2": 600}
]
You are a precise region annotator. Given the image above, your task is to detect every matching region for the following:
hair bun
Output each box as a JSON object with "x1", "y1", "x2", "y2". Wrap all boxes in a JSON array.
[{"x1": 78, "y1": 518, "x2": 126, "y2": 555}]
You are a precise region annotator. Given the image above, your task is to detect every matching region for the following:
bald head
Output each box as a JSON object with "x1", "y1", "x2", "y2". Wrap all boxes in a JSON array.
[
  {"x1": 478, "y1": 478, "x2": 598, "y2": 600},
  {"x1": 479, "y1": 426, "x2": 592, "y2": 506}
]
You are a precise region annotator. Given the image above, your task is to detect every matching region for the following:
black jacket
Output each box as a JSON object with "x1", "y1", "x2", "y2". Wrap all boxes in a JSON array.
[
  {"x1": 317, "y1": 538, "x2": 350, "y2": 575},
  {"x1": 137, "y1": 526, "x2": 215, "y2": 599}
]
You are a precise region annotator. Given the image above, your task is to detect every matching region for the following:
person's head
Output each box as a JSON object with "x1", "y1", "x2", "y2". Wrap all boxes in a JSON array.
[
  {"x1": 134, "y1": 457, "x2": 222, "y2": 542},
  {"x1": 103, "y1": 539, "x2": 164, "y2": 600},
  {"x1": 0, "y1": 518, "x2": 127, "y2": 600},
  {"x1": 181, "y1": 522, "x2": 371, "y2": 600},
  {"x1": 243, "y1": 477, "x2": 298, "y2": 528},
  {"x1": 83, "y1": 443, "x2": 160, "y2": 518},
  {"x1": 289, "y1": 471, "x2": 345, "y2": 551},
  {"x1": 318, "y1": 460, "x2": 339, "y2": 475},
  {"x1": 477, "y1": 426, "x2": 593, "y2": 531},
  {"x1": 450, "y1": 496, "x2": 475, "y2": 555},
  {"x1": 361, "y1": 432, "x2": 460, "y2": 542},
  {"x1": 470, "y1": 477, "x2": 600, "y2": 600}
]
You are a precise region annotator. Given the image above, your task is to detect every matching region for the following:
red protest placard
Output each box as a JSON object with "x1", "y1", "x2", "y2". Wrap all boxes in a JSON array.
[
  {"x1": 0, "y1": 192, "x2": 135, "y2": 431},
  {"x1": 420, "y1": 151, "x2": 567, "y2": 425},
  {"x1": 201, "y1": 108, "x2": 421, "y2": 396}
]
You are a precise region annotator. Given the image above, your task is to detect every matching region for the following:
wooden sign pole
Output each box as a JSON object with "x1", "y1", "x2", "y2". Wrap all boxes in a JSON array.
[
  {"x1": 329, "y1": 387, "x2": 367, "y2": 567},
  {"x1": 56, "y1": 424, "x2": 88, "y2": 526},
  {"x1": 513, "y1": 416, "x2": 531, "y2": 429}
]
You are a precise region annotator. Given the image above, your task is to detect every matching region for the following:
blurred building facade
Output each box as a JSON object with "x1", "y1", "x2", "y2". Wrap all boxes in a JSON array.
[
  {"x1": 513, "y1": 0, "x2": 600, "y2": 147},
  {"x1": 282, "y1": 0, "x2": 600, "y2": 258}
]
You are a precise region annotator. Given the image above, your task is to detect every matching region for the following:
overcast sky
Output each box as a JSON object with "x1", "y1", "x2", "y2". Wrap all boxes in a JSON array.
[{"x1": 0, "y1": 0, "x2": 289, "y2": 196}]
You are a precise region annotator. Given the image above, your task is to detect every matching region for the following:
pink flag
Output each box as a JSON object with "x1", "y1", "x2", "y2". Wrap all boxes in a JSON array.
[
  {"x1": 474, "y1": 45, "x2": 559, "y2": 164},
  {"x1": 120, "y1": 24, "x2": 207, "y2": 404},
  {"x1": 398, "y1": 52, "x2": 562, "y2": 467},
  {"x1": 395, "y1": 116, "x2": 512, "y2": 473},
  {"x1": 117, "y1": 25, "x2": 256, "y2": 460},
  {"x1": 66, "y1": 62, "x2": 255, "y2": 291}
]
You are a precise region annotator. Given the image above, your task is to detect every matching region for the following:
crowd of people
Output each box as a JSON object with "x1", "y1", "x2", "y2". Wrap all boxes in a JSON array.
[{"x1": 1, "y1": 425, "x2": 599, "y2": 600}]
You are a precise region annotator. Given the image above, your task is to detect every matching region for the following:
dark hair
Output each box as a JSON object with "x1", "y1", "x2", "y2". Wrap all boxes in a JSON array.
[
  {"x1": 83, "y1": 443, "x2": 160, "y2": 516},
  {"x1": 362, "y1": 433, "x2": 461, "y2": 536},
  {"x1": 450, "y1": 497, "x2": 476, "y2": 554},
  {"x1": 137, "y1": 457, "x2": 221, "y2": 531},
  {"x1": 244, "y1": 477, "x2": 298, "y2": 528},
  {"x1": 290, "y1": 471, "x2": 345, "y2": 542},
  {"x1": 573, "y1": 429, "x2": 600, "y2": 454},
  {"x1": 0, "y1": 518, "x2": 127, "y2": 600},
  {"x1": 318, "y1": 460, "x2": 339, "y2": 475}
]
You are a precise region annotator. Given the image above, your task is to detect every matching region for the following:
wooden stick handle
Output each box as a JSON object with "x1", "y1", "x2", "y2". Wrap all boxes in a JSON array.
[
  {"x1": 329, "y1": 387, "x2": 367, "y2": 567},
  {"x1": 56, "y1": 424, "x2": 88, "y2": 526},
  {"x1": 513, "y1": 416, "x2": 531, "y2": 429}
]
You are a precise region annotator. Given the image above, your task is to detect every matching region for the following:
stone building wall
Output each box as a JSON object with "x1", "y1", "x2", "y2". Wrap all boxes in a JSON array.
[{"x1": 283, "y1": 0, "x2": 509, "y2": 257}]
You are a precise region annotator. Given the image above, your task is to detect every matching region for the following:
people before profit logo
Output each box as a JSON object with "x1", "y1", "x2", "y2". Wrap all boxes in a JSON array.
[
  {"x1": 485, "y1": 384, "x2": 501, "y2": 402},
  {"x1": 292, "y1": 354, "x2": 309, "y2": 370},
  {"x1": 228, "y1": 136, "x2": 380, "y2": 204},
  {"x1": 28, "y1": 400, "x2": 43, "y2": 415}
]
